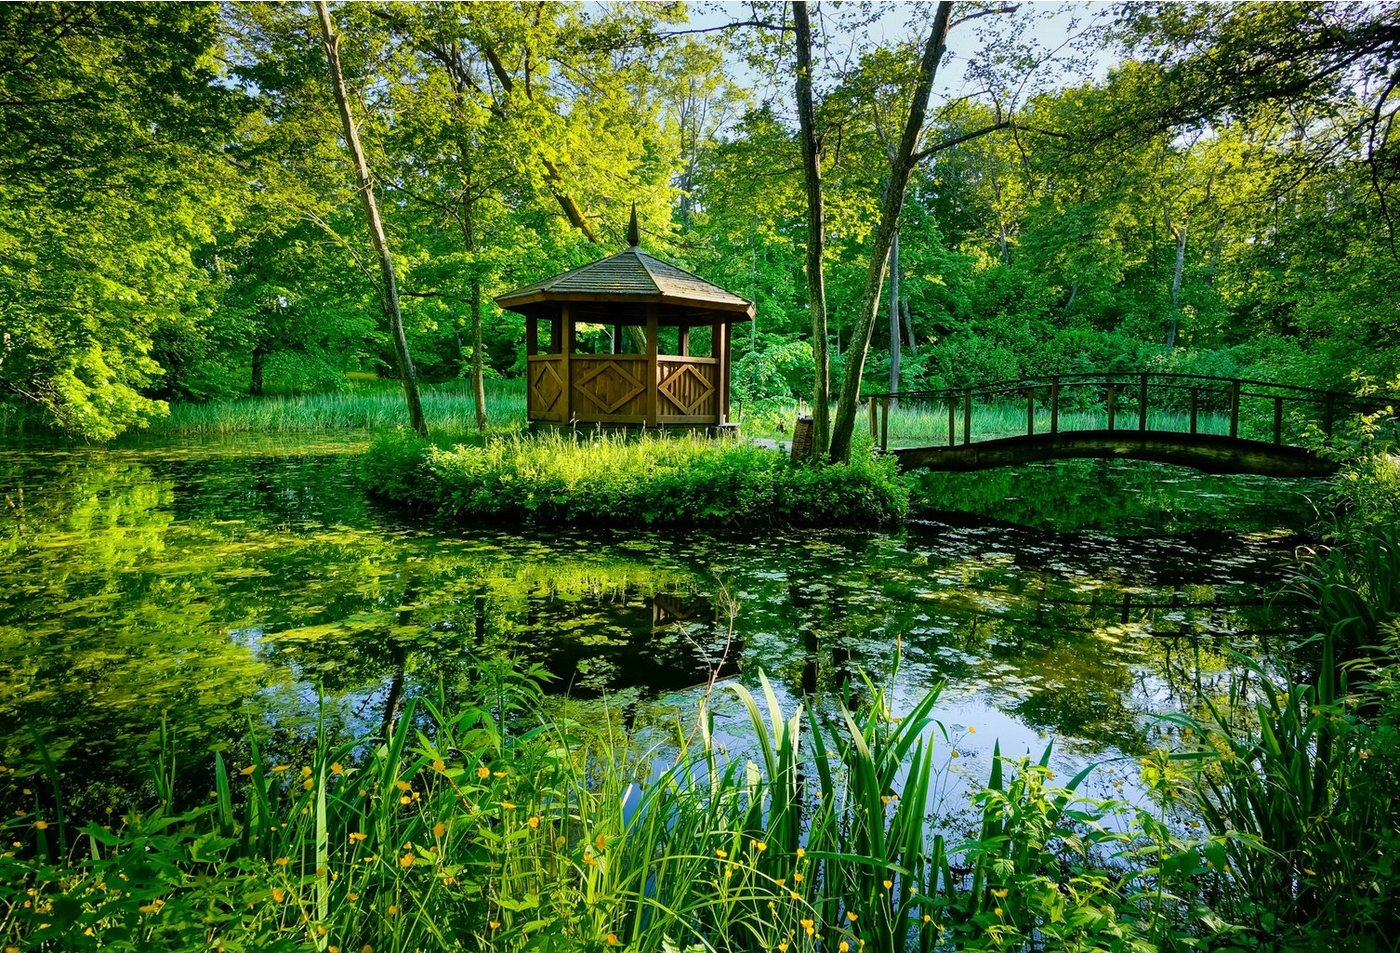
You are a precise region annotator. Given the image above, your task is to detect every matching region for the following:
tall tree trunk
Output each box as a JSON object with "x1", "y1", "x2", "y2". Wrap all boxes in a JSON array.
[
  {"x1": 792, "y1": 1, "x2": 830, "y2": 452},
  {"x1": 901, "y1": 297, "x2": 916, "y2": 353},
  {"x1": 461, "y1": 184, "x2": 488, "y2": 431},
  {"x1": 828, "y1": 2, "x2": 953, "y2": 462},
  {"x1": 1167, "y1": 206, "x2": 1187, "y2": 348},
  {"x1": 888, "y1": 227, "x2": 900, "y2": 395},
  {"x1": 315, "y1": 1, "x2": 427, "y2": 437},
  {"x1": 249, "y1": 344, "x2": 266, "y2": 397}
]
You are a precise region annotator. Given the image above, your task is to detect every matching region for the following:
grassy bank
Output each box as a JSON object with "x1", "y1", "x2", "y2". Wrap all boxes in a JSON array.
[{"x1": 363, "y1": 431, "x2": 909, "y2": 528}]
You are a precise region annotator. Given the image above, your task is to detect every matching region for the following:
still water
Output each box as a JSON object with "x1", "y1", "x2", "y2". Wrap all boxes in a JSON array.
[{"x1": 0, "y1": 434, "x2": 1327, "y2": 812}]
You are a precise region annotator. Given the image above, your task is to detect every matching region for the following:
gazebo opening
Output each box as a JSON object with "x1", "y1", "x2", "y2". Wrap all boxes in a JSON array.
[{"x1": 495, "y1": 208, "x2": 754, "y2": 429}]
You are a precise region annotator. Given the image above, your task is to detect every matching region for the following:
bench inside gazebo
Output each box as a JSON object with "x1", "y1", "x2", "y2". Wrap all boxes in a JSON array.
[{"x1": 495, "y1": 212, "x2": 753, "y2": 429}]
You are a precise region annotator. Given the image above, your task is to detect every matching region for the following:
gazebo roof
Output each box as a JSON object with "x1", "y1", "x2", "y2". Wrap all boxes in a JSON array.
[{"x1": 495, "y1": 247, "x2": 754, "y2": 319}]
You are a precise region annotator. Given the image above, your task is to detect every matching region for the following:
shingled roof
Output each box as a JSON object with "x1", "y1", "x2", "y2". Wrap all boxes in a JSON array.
[{"x1": 494, "y1": 247, "x2": 754, "y2": 318}]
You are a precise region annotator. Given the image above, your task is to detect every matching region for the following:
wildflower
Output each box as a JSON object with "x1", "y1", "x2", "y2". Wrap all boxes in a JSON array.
[
  {"x1": 775, "y1": 878, "x2": 786, "y2": 887},
  {"x1": 715, "y1": 848, "x2": 728, "y2": 859},
  {"x1": 476, "y1": 766, "x2": 490, "y2": 779},
  {"x1": 790, "y1": 891, "x2": 800, "y2": 900},
  {"x1": 275, "y1": 856, "x2": 290, "y2": 867},
  {"x1": 493, "y1": 770, "x2": 506, "y2": 778},
  {"x1": 796, "y1": 847, "x2": 806, "y2": 858},
  {"x1": 347, "y1": 892, "x2": 359, "y2": 901},
  {"x1": 362, "y1": 946, "x2": 373, "y2": 953},
  {"x1": 527, "y1": 816, "x2": 540, "y2": 829},
  {"x1": 432, "y1": 758, "x2": 446, "y2": 773},
  {"x1": 331, "y1": 762, "x2": 344, "y2": 776},
  {"x1": 801, "y1": 918, "x2": 815, "y2": 936},
  {"x1": 240, "y1": 765, "x2": 256, "y2": 777},
  {"x1": 950, "y1": 750, "x2": 959, "y2": 758},
  {"x1": 271, "y1": 765, "x2": 290, "y2": 774},
  {"x1": 349, "y1": 832, "x2": 367, "y2": 843},
  {"x1": 595, "y1": 833, "x2": 607, "y2": 851},
  {"x1": 992, "y1": 888, "x2": 1008, "y2": 899},
  {"x1": 778, "y1": 944, "x2": 789, "y2": 952},
  {"x1": 501, "y1": 801, "x2": 517, "y2": 811},
  {"x1": 399, "y1": 853, "x2": 414, "y2": 869},
  {"x1": 489, "y1": 921, "x2": 501, "y2": 930},
  {"x1": 606, "y1": 934, "x2": 620, "y2": 946},
  {"x1": 394, "y1": 780, "x2": 411, "y2": 793},
  {"x1": 139, "y1": 899, "x2": 165, "y2": 915},
  {"x1": 754, "y1": 840, "x2": 767, "y2": 852},
  {"x1": 994, "y1": 907, "x2": 1003, "y2": 917},
  {"x1": 304, "y1": 778, "x2": 314, "y2": 791},
  {"x1": 923, "y1": 914, "x2": 932, "y2": 923},
  {"x1": 399, "y1": 796, "x2": 411, "y2": 805},
  {"x1": 840, "y1": 943, "x2": 850, "y2": 952},
  {"x1": 433, "y1": 822, "x2": 446, "y2": 838},
  {"x1": 793, "y1": 872, "x2": 804, "y2": 883},
  {"x1": 881, "y1": 795, "x2": 892, "y2": 806},
  {"x1": 968, "y1": 726, "x2": 976, "y2": 734},
  {"x1": 882, "y1": 879, "x2": 893, "y2": 890},
  {"x1": 302, "y1": 766, "x2": 313, "y2": 778},
  {"x1": 271, "y1": 887, "x2": 286, "y2": 903},
  {"x1": 387, "y1": 904, "x2": 399, "y2": 916},
  {"x1": 846, "y1": 911, "x2": 858, "y2": 922},
  {"x1": 33, "y1": 820, "x2": 47, "y2": 831},
  {"x1": 1303, "y1": 868, "x2": 1317, "y2": 876}
]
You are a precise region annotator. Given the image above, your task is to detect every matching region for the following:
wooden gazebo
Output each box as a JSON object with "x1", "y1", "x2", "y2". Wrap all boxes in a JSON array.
[{"x1": 496, "y1": 212, "x2": 753, "y2": 429}]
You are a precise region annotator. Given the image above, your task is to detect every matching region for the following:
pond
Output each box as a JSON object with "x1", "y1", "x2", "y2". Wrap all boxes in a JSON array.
[{"x1": 0, "y1": 433, "x2": 1329, "y2": 817}]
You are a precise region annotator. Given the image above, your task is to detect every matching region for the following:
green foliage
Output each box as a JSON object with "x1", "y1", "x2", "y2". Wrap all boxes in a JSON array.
[{"x1": 364, "y1": 431, "x2": 909, "y2": 528}]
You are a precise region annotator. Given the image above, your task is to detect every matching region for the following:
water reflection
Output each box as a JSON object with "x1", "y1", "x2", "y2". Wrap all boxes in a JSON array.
[{"x1": 0, "y1": 437, "x2": 1316, "y2": 815}]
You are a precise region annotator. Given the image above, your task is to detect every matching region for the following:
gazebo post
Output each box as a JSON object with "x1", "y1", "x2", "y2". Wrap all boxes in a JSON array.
[
  {"x1": 719, "y1": 321, "x2": 731, "y2": 424},
  {"x1": 613, "y1": 323, "x2": 624, "y2": 355},
  {"x1": 645, "y1": 304, "x2": 659, "y2": 427},
  {"x1": 525, "y1": 315, "x2": 538, "y2": 357},
  {"x1": 560, "y1": 303, "x2": 573, "y2": 422},
  {"x1": 678, "y1": 324, "x2": 689, "y2": 357},
  {"x1": 549, "y1": 310, "x2": 563, "y2": 355}
]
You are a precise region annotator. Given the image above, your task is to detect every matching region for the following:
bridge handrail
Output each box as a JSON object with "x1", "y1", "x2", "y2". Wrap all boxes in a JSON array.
[{"x1": 866, "y1": 371, "x2": 1392, "y2": 404}]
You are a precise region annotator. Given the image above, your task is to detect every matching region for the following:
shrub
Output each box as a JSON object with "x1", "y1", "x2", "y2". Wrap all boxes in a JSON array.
[{"x1": 363, "y1": 431, "x2": 909, "y2": 528}]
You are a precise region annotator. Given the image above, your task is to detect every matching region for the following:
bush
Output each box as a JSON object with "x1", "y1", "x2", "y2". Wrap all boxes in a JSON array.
[{"x1": 363, "y1": 431, "x2": 909, "y2": 528}]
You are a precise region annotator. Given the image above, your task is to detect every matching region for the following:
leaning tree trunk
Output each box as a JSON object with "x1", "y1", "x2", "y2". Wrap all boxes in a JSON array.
[
  {"x1": 1167, "y1": 208, "x2": 1187, "y2": 348},
  {"x1": 315, "y1": 1, "x2": 427, "y2": 437},
  {"x1": 888, "y1": 227, "x2": 900, "y2": 395},
  {"x1": 792, "y1": 1, "x2": 831, "y2": 453},
  {"x1": 828, "y1": 2, "x2": 953, "y2": 462}
]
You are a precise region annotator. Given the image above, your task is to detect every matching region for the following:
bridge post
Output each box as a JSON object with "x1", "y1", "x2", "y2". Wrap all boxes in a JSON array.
[
  {"x1": 963, "y1": 389, "x2": 972, "y2": 446},
  {"x1": 947, "y1": 397, "x2": 956, "y2": 446},
  {"x1": 1189, "y1": 388, "x2": 1199, "y2": 434},
  {"x1": 1273, "y1": 396, "x2": 1284, "y2": 445},
  {"x1": 880, "y1": 396, "x2": 889, "y2": 452},
  {"x1": 869, "y1": 397, "x2": 877, "y2": 440},
  {"x1": 1025, "y1": 388, "x2": 1035, "y2": 436},
  {"x1": 1049, "y1": 377, "x2": 1060, "y2": 434},
  {"x1": 1106, "y1": 385, "x2": 1117, "y2": 431},
  {"x1": 1229, "y1": 381, "x2": 1241, "y2": 439},
  {"x1": 1138, "y1": 373, "x2": 1149, "y2": 431}
]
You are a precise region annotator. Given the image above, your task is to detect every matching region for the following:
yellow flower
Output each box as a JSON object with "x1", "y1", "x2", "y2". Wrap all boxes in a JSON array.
[
  {"x1": 606, "y1": 934, "x2": 620, "y2": 946},
  {"x1": 840, "y1": 943, "x2": 850, "y2": 952},
  {"x1": 800, "y1": 918, "x2": 815, "y2": 936},
  {"x1": 240, "y1": 765, "x2": 256, "y2": 777},
  {"x1": 994, "y1": 906, "x2": 1003, "y2": 917},
  {"x1": 476, "y1": 765, "x2": 491, "y2": 779},
  {"x1": 303, "y1": 778, "x2": 314, "y2": 791},
  {"x1": 394, "y1": 780, "x2": 411, "y2": 793},
  {"x1": 362, "y1": 946, "x2": 373, "y2": 953},
  {"x1": 387, "y1": 904, "x2": 399, "y2": 916},
  {"x1": 883, "y1": 879, "x2": 893, "y2": 890},
  {"x1": 778, "y1": 944, "x2": 789, "y2": 953},
  {"x1": 967, "y1": 725, "x2": 976, "y2": 734},
  {"x1": 331, "y1": 762, "x2": 344, "y2": 776},
  {"x1": 775, "y1": 878, "x2": 786, "y2": 887},
  {"x1": 715, "y1": 848, "x2": 728, "y2": 859},
  {"x1": 433, "y1": 822, "x2": 446, "y2": 838},
  {"x1": 790, "y1": 890, "x2": 800, "y2": 900},
  {"x1": 399, "y1": 852, "x2": 414, "y2": 868},
  {"x1": 793, "y1": 872, "x2": 804, "y2": 883},
  {"x1": 595, "y1": 833, "x2": 607, "y2": 851},
  {"x1": 795, "y1": 847, "x2": 806, "y2": 858},
  {"x1": 923, "y1": 914, "x2": 932, "y2": 923},
  {"x1": 139, "y1": 898, "x2": 165, "y2": 915},
  {"x1": 493, "y1": 770, "x2": 507, "y2": 778},
  {"x1": 881, "y1": 795, "x2": 892, "y2": 806},
  {"x1": 489, "y1": 921, "x2": 501, "y2": 930},
  {"x1": 302, "y1": 766, "x2": 313, "y2": 778},
  {"x1": 992, "y1": 888, "x2": 1008, "y2": 899},
  {"x1": 33, "y1": 820, "x2": 48, "y2": 831},
  {"x1": 527, "y1": 816, "x2": 540, "y2": 829},
  {"x1": 271, "y1": 887, "x2": 286, "y2": 903},
  {"x1": 846, "y1": 911, "x2": 858, "y2": 922},
  {"x1": 501, "y1": 801, "x2": 517, "y2": 811},
  {"x1": 432, "y1": 758, "x2": 446, "y2": 772},
  {"x1": 349, "y1": 832, "x2": 367, "y2": 843},
  {"x1": 275, "y1": 856, "x2": 289, "y2": 866},
  {"x1": 753, "y1": 840, "x2": 767, "y2": 852},
  {"x1": 271, "y1": 765, "x2": 290, "y2": 774}
]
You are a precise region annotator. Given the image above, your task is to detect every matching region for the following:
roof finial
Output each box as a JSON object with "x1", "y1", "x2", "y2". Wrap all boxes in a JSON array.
[{"x1": 627, "y1": 201, "x2": 640, "y2": 247}]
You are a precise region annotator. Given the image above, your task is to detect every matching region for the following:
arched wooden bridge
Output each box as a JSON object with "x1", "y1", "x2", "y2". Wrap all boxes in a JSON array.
[{"x1": 866, "y1": 373, "x2": 1390, "y2": 477}]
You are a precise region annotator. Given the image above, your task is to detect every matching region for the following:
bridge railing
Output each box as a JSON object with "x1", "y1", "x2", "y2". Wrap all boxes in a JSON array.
[{"x1": 865, "y1": 371, "x2": 1393, "y2": 453}]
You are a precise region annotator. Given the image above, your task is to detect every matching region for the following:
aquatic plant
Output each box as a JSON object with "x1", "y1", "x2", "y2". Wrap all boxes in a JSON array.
[{"x1": 363, "y1": 430, "x2": 909, "y2": 528}]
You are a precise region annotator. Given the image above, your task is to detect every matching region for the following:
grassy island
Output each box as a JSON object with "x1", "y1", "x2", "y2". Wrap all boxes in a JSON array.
[{"x1": 363, "y1": 431, "x2": 909, "y2": 529}]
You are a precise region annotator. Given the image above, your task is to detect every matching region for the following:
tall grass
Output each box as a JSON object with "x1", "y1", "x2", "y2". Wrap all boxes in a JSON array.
[
  {"x1": 146, "y1": 381, "x2": 528, "y2": 438},
  {"x1": 1, "y1": 660, "x2": 1216, "y2": 952}
]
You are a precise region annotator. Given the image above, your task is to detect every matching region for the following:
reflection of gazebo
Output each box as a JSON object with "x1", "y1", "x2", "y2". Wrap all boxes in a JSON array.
[{"x1": 495, "y1": 210, "x2": 753, "y2": 428}]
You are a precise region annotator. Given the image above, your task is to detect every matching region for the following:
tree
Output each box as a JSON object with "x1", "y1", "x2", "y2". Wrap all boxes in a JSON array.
[
  {"x1": 791, "y1": 1, "x2": 831, "y2": 451},
  {"x1": 314, "y1": 1, "x2": 426, "y2": 437}
]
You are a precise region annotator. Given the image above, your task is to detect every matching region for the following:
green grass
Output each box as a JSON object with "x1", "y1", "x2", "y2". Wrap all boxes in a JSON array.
[
  {"x1": 363, "y1": 430, "x2": 909, "y2": 528},
  {"x1": 0, "y1": 660, "x2": 1222, "y2": 952},
  {"x1": 145, "y1": 380, "x2": 528, "y2": 437}
]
